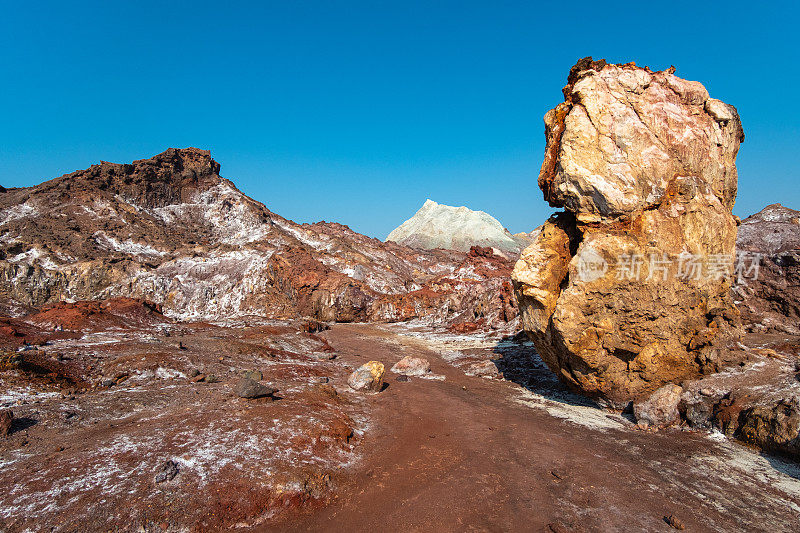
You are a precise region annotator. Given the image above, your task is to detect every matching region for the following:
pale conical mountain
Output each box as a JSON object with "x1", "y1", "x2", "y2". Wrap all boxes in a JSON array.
[{"x1": 386, "y1": 199, "x2": 532, "y2": 254}]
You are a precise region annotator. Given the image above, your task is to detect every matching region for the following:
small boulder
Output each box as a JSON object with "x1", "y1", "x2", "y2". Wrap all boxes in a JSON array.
[
  {"x1": 390, "y1": 356, "x2": 431, "y2": 376},
  {"x1": 634, "y1": 384, "x2": 683, "y2": 428},
  {"x1": 0, "y1": 409, "x2": 13, "y2": 436},
  {"x1": 348, "y1": 361, "x2": 385, "y2": 392},
  {"x1": 234, "y1": 377, "x2": 276, "y2": 399},
  {"x1": 464, "y1": 360, "x2": 500, "y2": 378}
]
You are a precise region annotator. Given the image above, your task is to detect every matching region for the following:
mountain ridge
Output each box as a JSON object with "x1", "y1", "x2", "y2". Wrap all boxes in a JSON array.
[{"x1": 0, "y1": 148, "x2": 517, "y2": 330}]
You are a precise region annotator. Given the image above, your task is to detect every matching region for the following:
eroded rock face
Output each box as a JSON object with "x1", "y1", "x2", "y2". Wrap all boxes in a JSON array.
[{"x1": 513, "y1": 59, "x2": 745, "y2": 404}]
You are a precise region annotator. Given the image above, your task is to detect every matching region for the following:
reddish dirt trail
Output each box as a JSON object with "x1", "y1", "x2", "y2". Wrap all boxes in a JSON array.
[{"x1": 264, "y1": 324, "x2": 800, "y2": 533}]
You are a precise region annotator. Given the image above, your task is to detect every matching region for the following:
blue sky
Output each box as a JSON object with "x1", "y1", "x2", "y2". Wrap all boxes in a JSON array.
[{"x1": 1, "y1": 1, "x2": 798, "y2": 239}]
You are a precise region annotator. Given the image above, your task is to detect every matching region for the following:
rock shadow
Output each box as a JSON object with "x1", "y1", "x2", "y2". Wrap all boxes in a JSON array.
[
  {"x1": 9, "y1": 416, "x2": 37, "y2": 435},
  {"x1": 490, "y1": 332, "x2": 601, "y2": 409},
  {"x1": 760, "y1": 452, "x2": 800, "y2": 480}
]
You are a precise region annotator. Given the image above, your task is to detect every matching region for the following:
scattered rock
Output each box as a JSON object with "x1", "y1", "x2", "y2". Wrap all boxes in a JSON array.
[
  {"x1": 464, "y1": 360, "x2": 500, "y2": 378},
  {"x1": 300, "y1": 319, "x2": 329, "y2": 334},
  {"x1": 680, "y1": 387, "x2": 726, "y2": 429},
  {"x1": 312, "y1": 383, "x2": 340, "y2": 401},
  {"x1": 0, "y1": 409, "x2": 13, "y2": 436},
  {"x1": 390, "y1": 356, "x2": 431, "y2": 376},
  {"x1": 513, "y1": 58, "x2": 744, "y2": 405},
  {"x1": 319, "y1": 417, "x2": 355, "y2": 445},
  {"x1": 448, "y1": 321, "x2": 482, "y2": 334},
  {"x1": 634, "y1": 384, "x2": 683, "y2": 428},
  {"x1": 154, "y1": 460, "x2": 179, "y2": 483},
  {"x1": 396, "y1": 375, "x2": 410, "y2": 382},
  {"x1": 241, "y1": 369, "x2": 263, "y2": 381},
  {"x1": 665, "y1": 515, "x2": 685, "y2": 530},
  {"x1": 347, "y1": 361, "x2": 385, "y2": 392},
  {"x1": 189, "y1": 373, "x2": 206, "y2": 383},
  {"x1": 310, "y1": 352, "x2": 337, "y2": 361},
  {"x1": 234, "y1": 377, "x2": 276, "y2": 399},
  {"x1": 713, "y1": 393, "x2": 751, "y2": 437}
]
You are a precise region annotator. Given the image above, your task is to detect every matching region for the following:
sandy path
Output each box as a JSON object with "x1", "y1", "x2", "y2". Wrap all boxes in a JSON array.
[{"x1": 262, "y1": 324, "x2": 800, "y2": 532}]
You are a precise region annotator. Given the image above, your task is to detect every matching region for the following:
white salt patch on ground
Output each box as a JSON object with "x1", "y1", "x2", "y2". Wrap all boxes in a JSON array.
[
  {"x1": 155, "y1": 367, "x2": 186, "y2": 380},
  {"x1": 0, "y1": 387, "x2": 61, "y2": 408},
  {"x1": 512, "y1": 389, "x2": 623, "y2": 431}
]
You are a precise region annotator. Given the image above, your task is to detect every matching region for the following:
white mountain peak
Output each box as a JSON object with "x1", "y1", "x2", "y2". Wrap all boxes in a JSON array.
[{"x1": 386, "y1": 199, "x2": 531, "y2": 254}]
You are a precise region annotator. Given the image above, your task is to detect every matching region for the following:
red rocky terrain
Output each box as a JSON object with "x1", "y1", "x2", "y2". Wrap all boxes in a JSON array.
[
  {"x1": 0, "y1": 148, "x2": 516, "y2": 330},
  {"x1": 3, "y1": 147, "x2": 800, "y2": 531},
  {"x1": 3, "y1": 306, "x2": 800, "y2": 532}
]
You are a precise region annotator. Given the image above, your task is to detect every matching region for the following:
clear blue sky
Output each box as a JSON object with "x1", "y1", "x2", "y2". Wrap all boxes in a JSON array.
[{"x1": 1, "y1": 1, "x2": 798, "y2": 239}]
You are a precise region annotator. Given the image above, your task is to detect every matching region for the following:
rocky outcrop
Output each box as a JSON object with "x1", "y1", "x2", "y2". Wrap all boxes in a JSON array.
[
  {"x1": 387, "y1": 199, "x2": 532, "y2": 255},
  {"x1": 512, "y1": 58, "x2": 745, "y2": 404},
  {"x1": 675, "y1": 340, "x2": 800, "y2": 458},
  {"x1": 734, "y1": 204, "x2": 800, "y2": 334},
  {"x1": 0, "y1": 149, "x2": 517, "y2": 330}
]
